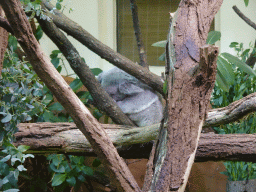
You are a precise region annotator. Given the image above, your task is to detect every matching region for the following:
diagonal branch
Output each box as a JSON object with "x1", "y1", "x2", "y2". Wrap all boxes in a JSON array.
[
  {"x1": 0, "y1": 15, "x2": 13, "y2": 34},
  {"x1": 36, "y1": 9, "x2": 135, "y2": 126},
  {"x1": 129, "y1": 0, "x2": 148, "y2": 68},
  {"x1": 41, "y1": 0, "x2": 164, "y2": 95},
  {"x1": 0, "y1": 1, "x2": 140, "y2": 191},
  {"x1": 233, "y1": 5, "x2": 256, "y2": 30}
]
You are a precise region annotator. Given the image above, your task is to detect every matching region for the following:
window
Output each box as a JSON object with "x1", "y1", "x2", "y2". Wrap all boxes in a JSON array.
[
  {"x1": 117, "y1": 0, "x2": 179, "y2": 66},
  {"x1": 117, "y1": 0, "x2": 214, "y2": 66}
]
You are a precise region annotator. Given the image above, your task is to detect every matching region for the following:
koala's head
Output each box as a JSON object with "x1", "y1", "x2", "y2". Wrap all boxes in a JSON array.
[{"x1": 97, "y1": 67, "x2": 146, "y2": 101}]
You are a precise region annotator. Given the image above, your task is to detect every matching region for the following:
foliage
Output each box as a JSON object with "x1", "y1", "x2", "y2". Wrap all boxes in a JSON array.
[
  {"x1": 152, "y1": 31, "x2": 256, "y2": 92},
  {"x1": 47, "y1": 154, "x2": 98, "y2": 191},
  {"x1": 0, "y1": 36, "x2": 48, "y2": 142},
  {"x1": 212, "y1": 40, "x2": 256, "y2": 181},
  {"x1": 0, "y1": 144, "x2": 34, "y2": 191},
  {"x1": 1, "y1": 33, "x2": 104, "y2": 190},
  {"x1": 222, "y1": 161, "x2": 256, "y2": 181}
]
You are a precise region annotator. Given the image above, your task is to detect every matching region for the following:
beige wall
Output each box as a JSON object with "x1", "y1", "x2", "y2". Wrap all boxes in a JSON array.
[
  {"x1": 40, "y1": 0, "x2": 256, "y2": 77},
  {"x1": 215, "y1": 0, "x2": 256, "y2": 54}
]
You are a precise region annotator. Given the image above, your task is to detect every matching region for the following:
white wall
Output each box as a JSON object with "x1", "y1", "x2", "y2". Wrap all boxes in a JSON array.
[
  {"x1": 40, "y1": 0, "x2": 116, "y2": 77},
  {"x1": 40, "y1": 0, "x2": 256, "y2": 77},
  {"x1": 215, "y1": 0, "x2": 256, "y2": 54}
]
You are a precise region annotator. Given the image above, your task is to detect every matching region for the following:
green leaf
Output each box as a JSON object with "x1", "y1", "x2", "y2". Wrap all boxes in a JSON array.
[
  {"x1": 217, "y1": 56, "x2": 235, "y2": 84},
  {"x1": 158, "y1": 52, "x2": 165, "y2": 61},
  {"x1": 152, "y1": 40, "x2": 166, "y2": 47},
  {"x1": 92, "y1": 158, "x2": 101, "y2": 167},
  {"x1": 66, "y1": 176, "x2": 76, "y2": 186},
  {"x1": 17, "y1": 165, "x2": 27, "y2": 171},
  {"x1": 0, "y1": 155, "x2": 11, "y2": 163},
  {"x1": 51, "y1": 57, "x2": 60, "y2": 68},
  {"x1": 35, "y1": 25, "x2": 43, "y2": 41},
  {"x1": 52, "y1": 173, "x2": 66, "y2": 187},
  {"x1": 48, "y1": 102, "x2": 64, "y2": 112},
  {"x1": 1, "y1": 114, "x2": 12, "y2": 123},
  {"x1": 17, "y1": 145, "x2": 30, "y2": 153},
  {"x1": 56, "y1": 2, "x2": 62, "y2": 10},
  {"x1": 3, "y1": 189, "x2": 20, "y2": 192},
  {"x1": 244, "y1": 0, "x2": 249, "y2": 6},
  {"x1": 206, "y1": 31, "x2": 221, "y2": 44},
  {"x1": 216, "y1": 70, "x2": 229, "y2": 92},
  {"x1": 81, "y1": 166, "x2": 93, "y2": 176},
  {"x1": 90, "y1": 68, "x2": 103, "y2": 76},
  {"x1": 163, "y1": 80, "x2": 168, "y2": 94},
  {"x1": 222, "y1": 52, "x2": 256, "y2": 76},
  {"x1": 50, "y1": 164, "x2": 65, "y2": 173},
  {"x1": 69, "y1": 79, "x2": 83, "y2": 92},
  {"x1": 8, "y1": 35, "x2": 18, "y2": 51}
]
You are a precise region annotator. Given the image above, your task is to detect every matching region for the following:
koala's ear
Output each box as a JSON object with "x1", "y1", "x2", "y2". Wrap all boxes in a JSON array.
[
  {"x1": 97, "y1": 73, "x2": 102, "y2": 83},
  {"x1": 119, "y1": 81, "x2": 144, "y2": 95}
]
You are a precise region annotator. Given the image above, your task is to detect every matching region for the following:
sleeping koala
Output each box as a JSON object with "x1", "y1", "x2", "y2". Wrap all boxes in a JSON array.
[{"x1": 97, "y1": 67, "x2": 163, "y2": 127}]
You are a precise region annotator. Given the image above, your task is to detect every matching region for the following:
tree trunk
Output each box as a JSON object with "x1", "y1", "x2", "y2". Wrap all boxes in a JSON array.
[
  {"x1": 148, "y1": 1, "x2": 223, "y2": 191},
  {"x1": 0, "y1": 5, "x2": 8, "y2": 76}
]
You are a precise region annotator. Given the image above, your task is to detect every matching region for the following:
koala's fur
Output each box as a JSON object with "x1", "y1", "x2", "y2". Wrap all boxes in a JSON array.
[{"x1": 97, "y1": 67, "x2": 163, "y2": 127}]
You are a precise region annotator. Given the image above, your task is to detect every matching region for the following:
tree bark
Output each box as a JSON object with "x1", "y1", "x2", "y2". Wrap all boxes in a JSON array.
[
  {"x1": 15, "y1": 122, "x2": 256, "y2": 162},
  {"x1": 41, "y1": 0, "x2": 164, "y2": 96},
  {"x1": 0, "y1": 5, "x2": 8, "y2": 76},
  {"x1": 37, "y1": 8, "x2": 135, "y2": 126},
  {"x1": 150, "y1": 1, "x2": 223, "y2": 191},
  {"x1": 0, "y1": 1, "x2": 140, "y2": 191}
]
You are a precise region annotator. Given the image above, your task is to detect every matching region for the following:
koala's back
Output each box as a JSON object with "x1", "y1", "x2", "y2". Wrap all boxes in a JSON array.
[{"x1": 98, "y1": 67, "x2": 163, "y2": 127}]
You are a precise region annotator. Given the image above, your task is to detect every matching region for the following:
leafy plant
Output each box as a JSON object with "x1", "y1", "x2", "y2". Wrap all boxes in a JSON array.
[
  {"x1": 152, "y1": 31, "x2": 256, "y2": 92},
  {"x1": 47, "y1": 154, "x2": 94, "y2": 191},
  {"x1": 212, "y1": 39, "x2": 256, "y2": 181}
]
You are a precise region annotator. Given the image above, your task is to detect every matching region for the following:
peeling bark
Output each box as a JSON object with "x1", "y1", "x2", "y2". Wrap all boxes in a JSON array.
[
  {"x1": 0, "y1": 6, "x2": 8, "y2": 76},
  {"x1": 150, "y1": 1, "x2": 223, "y2": 191},
  {"x1": 14, "y1": 122, "x2": 256, "y2": 162}
]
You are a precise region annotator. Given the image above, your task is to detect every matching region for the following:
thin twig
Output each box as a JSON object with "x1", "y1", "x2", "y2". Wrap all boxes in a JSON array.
[
  {"x1": 130, "y1": 0, "x2": 148, "y2": 68},
  {"x1": 233, "y1": 5, "x2": 256, "y2": 30}
]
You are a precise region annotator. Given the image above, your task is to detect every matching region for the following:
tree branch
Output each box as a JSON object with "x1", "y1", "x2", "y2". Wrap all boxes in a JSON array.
[
  {"x1": 150, "y1": 1, "x2": 223, "y2": 191},
  {"x1": 0, "y1": 6, "x2": 8, "y2": 76},
  {"x1": 0, "y1": 15, "x2": 13, "y2": 34},
  {"x1": 233, "y1": 5, "x2": 256, "y2": 30},
  {"x1": 41, "y1": 0, "x2": 164, "y2": 96},
  {"x1": 205, "y1": 92, "x2": 256, "y2": 127},
  {"x1": 15, "y1": 122, "x2": 256, "y2": 162},
  {"x1": 36, "y1": 9, "x2": 135, "y2": 126},
  {"x1": 129, "y1": 0, "x2": 148, "y2": 68},
  {"x1": 246, "y1": 40, "x2": 256, "y2": 67},
  {"x1": 0, "y1": 1, "x2": 140, "y2": 191}
]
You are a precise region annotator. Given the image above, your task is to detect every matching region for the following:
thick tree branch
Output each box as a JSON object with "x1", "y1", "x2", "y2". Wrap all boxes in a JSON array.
[
  {"x1": 36, "y1": 10, "x2": 135, "y2": 126},
  {"x1": 205, "y1": 92, "x2": 256, "y2": 127},
  {"x1": 130, "y1": 0, "x2": 148, "y2": 68},
  {"x1": 150, "y1": 1, "x2": 223, "y2": 191},
  {"x1": 0, "y1": 1, "x2": 140, "y2": 191},
  {"x1": 233, "y1": 5, "x2": 256, "y2": 30},
  {"x1": 0, "y1": 15, "x2": 13, "y2": 34},
  {"x1": 41, "y1": 0, "x2": 164, "y2": 95},
  {"x1": 15, "y1": 122, "x2": 256, "y2": 162},
  {"x1": 0, "y1": 6, "x2": 8, "y2": 75}
]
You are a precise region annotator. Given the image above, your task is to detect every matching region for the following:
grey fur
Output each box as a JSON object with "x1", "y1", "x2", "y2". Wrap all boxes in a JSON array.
[{"x1": 97, "y1": 67, "x2": 163, "y2": 127}]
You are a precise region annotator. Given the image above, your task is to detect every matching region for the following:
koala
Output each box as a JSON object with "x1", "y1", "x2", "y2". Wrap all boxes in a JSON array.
[{"x1": 97, "y1": 67, "x2": 163, "y2": 127}]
